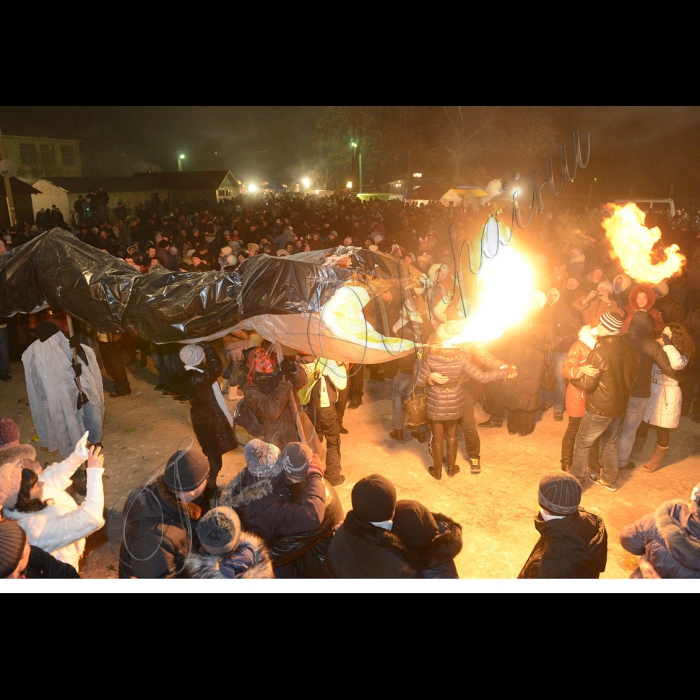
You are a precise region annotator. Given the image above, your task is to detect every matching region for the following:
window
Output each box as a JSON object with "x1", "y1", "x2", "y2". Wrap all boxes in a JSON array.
[
  {"x1": 40, "y1": 144, "x2": 56, "y2": 170},
  {"x1": 19, "y1": 142, "x2": 38, "y2": 166},
  {"x1": 60, "y1": 145, "x2": 76, "y2": 167}
]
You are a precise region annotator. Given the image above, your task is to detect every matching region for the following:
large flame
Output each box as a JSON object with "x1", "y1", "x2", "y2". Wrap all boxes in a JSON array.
[
  {"x1": 603, "y1": 203, "x2": 685, "y2": 284},
  {"x1": 449, "y1": 243, "x2": 535, "y2": 344}
]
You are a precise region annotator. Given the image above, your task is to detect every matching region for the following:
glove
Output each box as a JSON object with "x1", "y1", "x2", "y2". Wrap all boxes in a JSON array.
[
  {"x1": 72, "y1": 361, "x2": 82, "y2": 378},
  {"x1": 74, "y1": 430, "x2": 90, "y2": 460},
  {"x1": 307, "y1": 453, "x2": 325, "y2": 478}
]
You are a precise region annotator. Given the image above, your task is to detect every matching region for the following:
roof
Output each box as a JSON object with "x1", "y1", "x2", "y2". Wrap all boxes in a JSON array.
[
  {"x1": 46, "y1": 176, "x2": 165, "y2": 193},
  {"x1": 406, "y1": 185, "x2": 449, "y2": 201},
  {"x1": 132, "y1": 170, "x2": 240, "y2": 190},
  {"x1": 0, "y1": 177, "x2": 42, "y2": 195}
]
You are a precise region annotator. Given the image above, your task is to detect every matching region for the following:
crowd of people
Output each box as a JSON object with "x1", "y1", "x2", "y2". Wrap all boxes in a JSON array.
[{"x1": 1, "y1": 189, "x2": 700, "y2": 580}]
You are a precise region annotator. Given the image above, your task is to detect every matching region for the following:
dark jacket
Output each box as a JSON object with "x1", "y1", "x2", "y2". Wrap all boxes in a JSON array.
[
  {"x1": 118, "y1": 479, "x2": 203, "y2": 578},
  {"x1": 518, "y1": 508, "x2": 608, "y2": 578},
  {"x1": 402, "y1": 512, "x2": 463, "y2": 579},
  {"x1": 619, "y1": 500, "x2": 700, "y2": 579},
  {"x1": 242, "y1": 366, "x2": 307, "y2": 450},
  {"x1": 218, "y1": 469, "x2": 326, "y2": 556},
  {"x1": 625, "y1": 311, "x2": 681, "y2": 398},
  {"x1": 171, "y1": 343, "x2": 237, "y2": 458},
  {"x1": 653, "y1": 294, "x2": 687, "y2": 325},
  {"x1": 26, "y1": 545, "x2": 82, "y2": 578},
  {"x1": 416, "y1": 345, "x2": 506, "y2": 422},
  {"x1": 324, "y1": 510, "x2": 419, "y2": 579},
  {"x1": 184, "y1": 529, "x2": 275, "y2": 579},
  {"x1": 549, "y1": 298, "x2": 584, "y2": 354},
  {"x1": 497, "y1": 312, "x2": 557, "y2": 412},
  {"x1": 580, "y1": 334, "x2": 640, "y2": 417}
]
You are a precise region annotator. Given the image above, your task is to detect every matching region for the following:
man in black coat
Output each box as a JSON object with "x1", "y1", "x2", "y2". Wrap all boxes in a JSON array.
[{"x1": 570, "y1": 311, "x2": 640, "y2": 491}]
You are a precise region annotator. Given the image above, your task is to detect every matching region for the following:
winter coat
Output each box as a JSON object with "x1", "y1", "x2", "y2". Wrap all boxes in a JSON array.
[
  {"x1": 26, "y1": 545, "x2": 82, "y2": 578},
  {"x1": 622, "y1": 284, "x2": 664, "y2": 334},
  {"x1": 5, "y1": 450, "x2": 104, "y2": 571},
  {"x1": 324, "y1": 510, "x2": 419, "y2": 579},
  {"x1": 547, "y1": 292, "x2": 584, "y2": 353},
  {"x1": 653, "y1": 294, "x2": 687, "y2": 325},
  {"x1": 243, "y1": 369, "x2": 307, "y2": 451},
  {"x1": 401, "y1": 512, "x2": 463, "y2": 579},
  {"x1": 496, "y1": 312, "x2": 557, "y2": 412},
  {"x1": 518, "y1": 508, "x2": 608, "y2": 578},
  {"x1": 572, "y1": 293, "x2": 620, "y2": 328},
  {"x1": 620, "y1": 500, "x2": 700, "y2": 578},
  {"x1": 184, "y1": 530, "x2": 275, "y2": 579},
  {"x1": 643, "y1": 344, "x2": 687, "y2": 428},
  {"x1": 579, "y1": 334, "x2": 640, "y2": 418},
  {"x1": 415, "y1": 345, "x2": 507, "y2": 422},
  {"x1": 118, "y1": 479, "x2": 204, "y2": 578},
  {"x1": 218, "y1": 469, "x2": 325, "y2": 550},
  {"x1": 563, "y1": 325, "x2": 597, "y2": 418},
  {"x1": 625, "y1": 311, "x2": 682, "y2": 399},
  {"x1": 171, "y1": 343, "x2": 237, "y2": 458}
]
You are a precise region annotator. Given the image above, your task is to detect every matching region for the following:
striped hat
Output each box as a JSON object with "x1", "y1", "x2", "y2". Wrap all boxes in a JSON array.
[{"x1": 599, "y1": 311, "x2": 623, "y2": 334}]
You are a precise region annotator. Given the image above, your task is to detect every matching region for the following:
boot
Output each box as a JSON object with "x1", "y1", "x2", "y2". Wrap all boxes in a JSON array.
[
  {"x1": 560, "y1": 455, "x2": 572, "y2": 472},
  {"x1": 445, "y1": 436, "x2": 461, "y2": 477},
  {"x1": 632, "y1": 436, "x2": 647, "y2": 453},
  {"x1": 428, "y1": 441, "x2": 443, "y2": 480},
  {"x1": 641, "y1": 444, "x2": 668, "y2": 473}
]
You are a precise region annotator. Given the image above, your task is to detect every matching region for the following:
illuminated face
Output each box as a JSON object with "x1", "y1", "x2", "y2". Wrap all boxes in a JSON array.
[
  {"x1": 29, "y1": 478, "x2": 44, "y2": 501},
  {"x1": 636, "y1": 291, "x2": 648, "y2": 308},
  {"x1": 592, "y1": 269, "x2": 603, "y2": 283},
  {"x1": 566, "y1": 277, "x2": 579, "y2": 290},
  {"x1": 613, "y1": 277, "x2": 623, "y2": 294}
]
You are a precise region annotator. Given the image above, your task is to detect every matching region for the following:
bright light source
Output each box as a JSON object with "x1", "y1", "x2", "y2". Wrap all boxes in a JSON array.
[
  {"x1": 249, "y1": 183, "x2": 258, "y2": 193},
  {"x1": 179, "y1": 154, "x2": 185, "y2": 160},
  {"x1": 351, "y1": 141, "x2": 358, "y2": 148},
  {"x1": 301, "y1": 177, "x2": 310, "y2": 188},
  {"x1": 413, "y1": 173, "x2": 422, "y2": 178},
  {"x1": 346, "y1": 181, "x2": 353, "y2": 189}
]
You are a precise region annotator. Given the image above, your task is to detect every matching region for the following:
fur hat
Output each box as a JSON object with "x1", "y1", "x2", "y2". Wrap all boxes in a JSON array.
[
  {"x1": 278, "y1": 442, "x2": 314, "y2": 483},
  {"x1": 392, "y1": 499, "x2": 439, "y2": 548},
  {"x1": 179, "y1": 344, "x2": 205, "y2": 366},
  {"x1": 599, "y1": 311, "x2": 623, "y2": 334},
  {"x1": 162, "y1": 448, "x2": 210, "y2": 492},
  {"x1": 351, "y1": 473, "x2": 396, "y2": 523},
  {"x1": 0, "y1": 419, "x2": 20, "y2": 447},
  {"x1": 0, "y1": 459, "x2": 22, "y2": 509},
  {"x1": 538, "y1": 471, "x2": 581, "y2": 516},
  {"x1": 197, "y1": 506, "x2": 242, "y2": 555},
  {"x1": 220, "y1": 246, "x2": 232, "y2": 257},
  {"x1": 244, "y1": 439, "x2": 282, "y2": 478},
  {"x1": 37, "y1": 321, "x2": 60, "y2": 342},
  {"x1": 0, "y1": 520, "x2": 27, "y2": 578},
  {"x1": 653, "y1": 281, "x2": 669, "y2": 298},
  {"x1": 690, "y1": 483, "x2": 700, "y2": 519},
  {"x1": 596, "y1": 280, "x2": 614, "y2": 294},
  {"x1": 247, "y1": 242, "x2": 260, "y2": 254}
]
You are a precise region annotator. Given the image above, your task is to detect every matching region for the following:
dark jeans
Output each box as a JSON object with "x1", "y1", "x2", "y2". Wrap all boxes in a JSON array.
[
  {"x1": 99, "y1": 338, "x2": 130, "y2": 393},
  {"x1": 347, "y1": 363, "x2": 365, "y2": 402},
  {"x1": 561, "y1": 415, "x2": 582, "y2": 465},
  {"x1": 336, "y1": 383, "x2": 349, "y2": 428},
  {"x1": 306, "y1": 404, "x2": 341, "y2": 479},
  {"x1": 571, "y1": 411, "x2": 622, "y2": 483},
  {"x1": 459, "y1": 384, "x2": 480, "y2": 458}
]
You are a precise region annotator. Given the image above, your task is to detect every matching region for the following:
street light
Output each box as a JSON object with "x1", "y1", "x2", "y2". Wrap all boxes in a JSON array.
[
  {"x1": 351, "y1": 140, "x2": 362, "y2": 193},
  {"x1": 178, "y1": 153, "x2": 185, "y2": 172}
]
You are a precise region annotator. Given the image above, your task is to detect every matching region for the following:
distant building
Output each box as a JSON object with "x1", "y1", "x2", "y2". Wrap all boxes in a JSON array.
[{"x1": 2, "y1": 134, "x2": 83, "y2": 180}]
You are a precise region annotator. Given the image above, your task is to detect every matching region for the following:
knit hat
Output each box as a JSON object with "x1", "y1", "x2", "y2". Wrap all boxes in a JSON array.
[
  {"x1": 392, "y1": 499, "x2": 439, "y2": 548},
  {"x1": 653, "y1": 281, "x2": 669, "y2": 297},
  {"x1": 596, "y1": 280, "x2": 613, "y2": 294},
  {"x1": 0, "y1": 419, "x2": 20, "y2": 447},
  {"x1": 351, "y1": 473, "x2": 396, "y2": 523},
  {"x1": 538, "y1": 471, "x2": 581, "y2": 516},
  {"x1": 197, "y1": 506, "x2": 242, "y2": 555},
  {"x1": 220, "y1": 246, "x2": 232, "y2": 257},
  {"x1": 0, "y1": 458, "x2": 22, "y2": 509},
  {"x1": 37, "y1": 321, "x2": 60, "y2": 342},
  {"x1": 179, "y1": 344, "x2": 205, "y2": 366},
  {"x1": 690, "y1": 483, "x2": 700, "y2": 519},
  {"x1": 244, "y1": 439, "x2": 282, "y2": 478},
  {"x1": 278, "y1": 442, "x2": 314, "y2": 483},
  {"x1": 162, "y1": 448, "x2": 210, "y2": 492},
  {"x1": 0, "y1": 520, "x2": 27, "y2": 578},
  {"x1": 599, "y1": 311, "x2": 623, "y2": 334}
]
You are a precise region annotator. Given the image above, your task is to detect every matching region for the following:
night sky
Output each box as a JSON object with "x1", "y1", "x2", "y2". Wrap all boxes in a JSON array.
[{"x1": 1, "y1": 106, "x2": 700, "y2": 204}]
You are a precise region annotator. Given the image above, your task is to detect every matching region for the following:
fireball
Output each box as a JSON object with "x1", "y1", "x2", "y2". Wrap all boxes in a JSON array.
[{"x1": 603, "y1": 203, "x2": 685, "y2": 284}]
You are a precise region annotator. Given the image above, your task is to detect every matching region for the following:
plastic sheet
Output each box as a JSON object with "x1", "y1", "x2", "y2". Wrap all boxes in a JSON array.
[{"x1": 0, "y1": 228, "x2": 424, "y2": 363}]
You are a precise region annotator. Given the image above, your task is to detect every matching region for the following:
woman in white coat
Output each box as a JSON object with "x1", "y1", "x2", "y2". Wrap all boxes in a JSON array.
[
  {"x1": 638, "y1": 323, "x2": 696, "y2": 473},
  {"x1": 3, "y1": 432, "x2": 105, "y2": 572}
]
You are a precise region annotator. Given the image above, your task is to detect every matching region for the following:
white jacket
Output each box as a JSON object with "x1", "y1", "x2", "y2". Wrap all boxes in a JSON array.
[
  {"x1": 5, "y1": 451, "x2": 105, "y2": 571},
  {"x1": 643, "y1": 345, "x2": 688, "y2": 429}
]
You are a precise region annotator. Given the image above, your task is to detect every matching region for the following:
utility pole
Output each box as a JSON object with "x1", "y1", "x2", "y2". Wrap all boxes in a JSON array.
[{"x1": 0, "y1": 125, "x2": 17, "y2": 228}]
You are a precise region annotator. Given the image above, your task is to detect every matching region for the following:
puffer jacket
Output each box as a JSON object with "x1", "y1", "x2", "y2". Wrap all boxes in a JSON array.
[
  {"x1": 625, "y1": 311, "x2": 681, "y2": 398},
  {"x1": 563, "y1": 325, "x2": 597, "y2": 418},
  {"x1": 401, "y1": 512, "x2": 463, "y2": 579},
  {"x1": 171, "y1": 342, "x2": 238, "y2": 457},
  {"x1": 415, "y1": 345, "x2": 507, "y2": 422},
  {"x1": 184, "y1": 529, "x2": 275, "y2": 579},
  {"x1": 620, "y1": 501, "x2": 700, "y2": 578},
  {"x1": 518, "y1": 508, "x2": 608, "y2": 578},
  {"x1": 324, "y1": 510, "x2": 419, "y2": 579},
  {"x1": 579, "y1": 334, "x2": 640, "y2": 417}
]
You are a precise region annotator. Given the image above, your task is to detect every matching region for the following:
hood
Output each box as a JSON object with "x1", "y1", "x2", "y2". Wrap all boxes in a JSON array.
[
  {"x1": 0, "y1": 443, "x2": 37, "y2": 467},
  {"x1": 628, "y1": 283, "x2": 656, "y2": 311},
  {"x1": 578, "y1": 324, "x2": 598, "y2": 350},
  {"x1": 627, "y1": 309, "x2": 655, "y2": 337},
  {"x1": 612, "y1": 273, "x2": 632, "y2": 293},
  {"x1": 654, "y1": 500, "x2": 700, "y2": 573}
]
